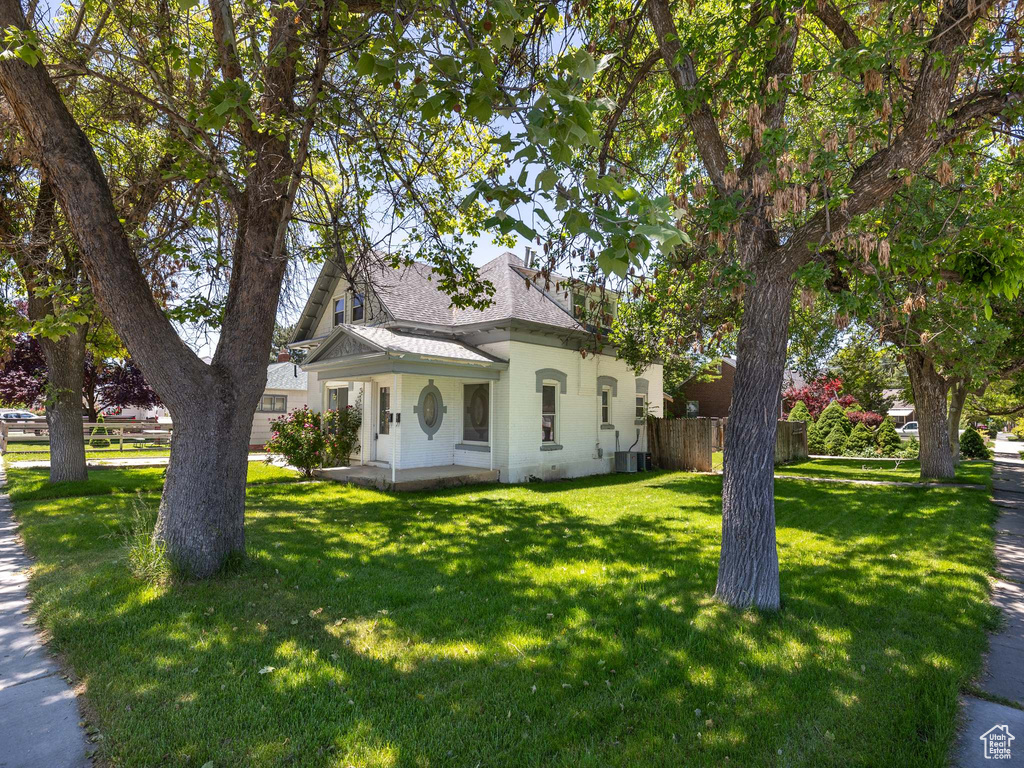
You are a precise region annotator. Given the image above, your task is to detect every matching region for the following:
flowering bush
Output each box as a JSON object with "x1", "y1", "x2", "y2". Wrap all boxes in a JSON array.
[
  {"x1": 322, "y1": 406, "x2": 361, "y2": 466},
  {"x1": 265, "y1": 406, "x2": 361, "y2": 477}
]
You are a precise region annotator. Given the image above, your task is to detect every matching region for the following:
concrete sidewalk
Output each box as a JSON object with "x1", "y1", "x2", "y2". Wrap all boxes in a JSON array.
[
  {"x1": 0, "y1": 467, "x2": 90, "y2": 768},
  {"x1": 955, "y1": 456, "x2": 1024, "y2": 767}
]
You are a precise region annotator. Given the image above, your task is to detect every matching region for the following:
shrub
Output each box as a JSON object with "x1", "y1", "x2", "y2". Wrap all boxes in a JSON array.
[
  {"x1": 823, "y1": 422, "x2": 849, "y2": 456},
  {"x1": 322, "y1": 406, "x2": 362, "y2": 465},
  {"x1": 1013, "y1": 421, "x2": 1024, "y2": 440},
  {"x1": 807, "y1": 422, "x2": 826, "y2": 454},
  {"x1": 817, "y1": 401, "x2": 853, "y2": 438},
  {"x1": 90, "y1": 413, "x2": 111, "y2": 448},
  {"x1": 875, "y1": 417, "x2": 902, "y2": 457},
  {"x1": 959, "y1": 426, "x2": 990, "y2": 459},
  {"x1": 787, "y1": 401, "x2": 812, "y2": 423},
  {"x1": 845, "y1": 423, "x2": 874, "y2": 456},
  {"x1": 895, "y1": 437, "x2": 920, "y2": 459},
  {"x1": 265, "y1": 406, "x2": 361, "y2": 477},
  {"x1": 847, "y1": 410, "x2": 884, "y2": 428}
]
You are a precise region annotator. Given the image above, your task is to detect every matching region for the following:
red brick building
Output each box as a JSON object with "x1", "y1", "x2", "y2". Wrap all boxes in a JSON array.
[{"x1": 679, "y1": 358, "x2": 805, "y2": 418}]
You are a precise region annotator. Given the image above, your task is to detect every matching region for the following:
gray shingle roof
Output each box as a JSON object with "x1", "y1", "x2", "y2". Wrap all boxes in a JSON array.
[
  {"x1": 265, "y1": 361, "x2": 308, "y2": 391},
  {"x1": 294, "y1": 252, "x2": 585, "y2": 341},
  {"x1": 341, "y1": 325, "x2": 501, "y2": 363}
]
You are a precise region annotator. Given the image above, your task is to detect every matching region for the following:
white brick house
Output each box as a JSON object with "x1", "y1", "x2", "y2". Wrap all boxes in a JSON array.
[{"x1": 289, "y1": 252, "x2": 663, "y2": 484}]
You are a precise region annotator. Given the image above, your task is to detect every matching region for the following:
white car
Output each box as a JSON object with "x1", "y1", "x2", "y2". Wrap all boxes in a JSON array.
[
  {"x1": 0, "y1": 410, "x2": 43, "y2": 422},
  {"x1": 0, "y1": 410, "x2": 45, "y2": 435},
  {"x1": 897, "y1": 421, "x2": 919, "y2": 438}
]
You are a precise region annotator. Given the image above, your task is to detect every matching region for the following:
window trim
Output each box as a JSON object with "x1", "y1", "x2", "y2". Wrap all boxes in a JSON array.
[
  {"x1": 635, "y1": 393, "x2": 648, "y2": 424},
  {"x1": 600, "y1": 387, "x2": 611, "y2": 425},
  {"x1": 333, "y1": 296, "x2": 346, "y2": 326},
  {"x1": 351, "y1": 291, "x2": 365, "y2": 323}
]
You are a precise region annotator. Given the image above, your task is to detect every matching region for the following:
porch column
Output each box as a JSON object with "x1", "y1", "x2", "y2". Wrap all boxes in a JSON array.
[
  {"x1": 488, "y1": 379, "x2": 494, "y2": 471},
  {"x1": 392, "y1": 372, "x2": 398, "y2": 485}
]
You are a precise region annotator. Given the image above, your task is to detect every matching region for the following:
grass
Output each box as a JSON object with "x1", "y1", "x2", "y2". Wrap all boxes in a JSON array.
[
  {"x1": 779, "y1": 458, "x2": 993, "y2": 486},
  {"x1": 6, "y1": 467, "x2": 999, "y2": 767},
  {"x1": 5, "y1": 462, "x2": 300, "y2": 503},
  {"x1": 4, "y1": 441, "x2": 172, "y2": 461}
]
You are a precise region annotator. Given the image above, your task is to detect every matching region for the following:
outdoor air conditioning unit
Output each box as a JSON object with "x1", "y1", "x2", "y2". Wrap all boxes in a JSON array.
[{"x1": 614, "y1": 451, "x2": 638, "y2": 473}]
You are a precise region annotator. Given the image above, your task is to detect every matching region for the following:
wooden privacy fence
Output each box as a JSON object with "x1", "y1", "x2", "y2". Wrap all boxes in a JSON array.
[
  {"x1": 774, "y1": 420, "x2": 808, "y2": 464},
  {"x1": 0, "y1": 419, "x2": 173, "y2": 454},
  {"x1": 649, "y1": 417, "x2": 808, "y2": 472},
  {"x1": 647, "y1": 417, "x2": 714, "y2": 472}
]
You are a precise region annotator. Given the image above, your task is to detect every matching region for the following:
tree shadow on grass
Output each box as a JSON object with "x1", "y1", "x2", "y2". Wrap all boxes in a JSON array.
[{"x1": 13, "y1": 473, "x2": 997, "y2": 767}]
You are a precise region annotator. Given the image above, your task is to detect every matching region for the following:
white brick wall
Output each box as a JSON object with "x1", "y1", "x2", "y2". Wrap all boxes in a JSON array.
[
  {"x1": 502, "y1": 341, "x2": 662, "y2": 483},
  {"x1": 301, "y1": 338, "x2": 662, "y2": 482}
]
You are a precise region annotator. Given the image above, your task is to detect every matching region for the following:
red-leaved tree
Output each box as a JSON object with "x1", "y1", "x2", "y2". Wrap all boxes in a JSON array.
[{"x1": 783, "y1": 377, "x2": 856, "y2": 418}]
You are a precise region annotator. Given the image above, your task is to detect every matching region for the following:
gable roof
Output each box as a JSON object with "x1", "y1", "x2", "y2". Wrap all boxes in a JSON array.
[
  {"x1": 304, "y1": 324, "x2": 504, "y2": 367},
  {"x1": 291, "y1": 252, "x2": 584, "y2": 343},
  {"x1": 265, "y1": 361, "x2": 308, "y2": 391}
]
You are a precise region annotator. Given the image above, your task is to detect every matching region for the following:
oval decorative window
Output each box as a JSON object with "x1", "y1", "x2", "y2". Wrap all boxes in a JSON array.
[
  {"x1": 423, "y1": 391, "x2": 438, "y2": 427},
  {"x1": 416, "y1": 380, "x2": 445, "y2": 439}
]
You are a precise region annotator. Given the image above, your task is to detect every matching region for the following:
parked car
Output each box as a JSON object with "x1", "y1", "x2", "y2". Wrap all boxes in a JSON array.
[
  {"x1": 0, "y1": 409, "x2": 45, "y2": 435},
  {"x1": 897, "y1": 421, "x2": 919, "y2": 438}
]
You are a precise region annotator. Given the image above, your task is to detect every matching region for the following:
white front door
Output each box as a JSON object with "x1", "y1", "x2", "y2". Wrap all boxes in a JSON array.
[{"x1": 374, "y1": 384, "x2": 392, "y2": 464}]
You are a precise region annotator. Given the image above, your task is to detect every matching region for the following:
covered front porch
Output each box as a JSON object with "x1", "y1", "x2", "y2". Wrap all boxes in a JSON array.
[
  {"x1": 302, "y1": 324, "x2": 507, "y2": 482},
  {"x1": 313, "y1": 463, "x2": 500, "y2": 491}
]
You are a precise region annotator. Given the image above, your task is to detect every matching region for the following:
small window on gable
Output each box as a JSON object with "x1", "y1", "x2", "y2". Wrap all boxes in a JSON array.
[
  {"x1": 542, "y1": 384, "x2": 557, "y2": 442},
  {"x1": 333, "y1": 297, "x2": 345, "y2": 326},
  {"x1": 601, "y1": 388, "x2": 611, "y2": 424},
  {"x1": 352, "y1": 292, "x2": 365, "y2": 322}
]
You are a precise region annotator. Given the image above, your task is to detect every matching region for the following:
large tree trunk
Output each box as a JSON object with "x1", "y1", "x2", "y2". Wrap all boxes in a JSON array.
[
  {"x1": 905, "y1": 348, "x2": 955, "y2": 479},
  {"x1": 717, "y1": 264, "x2": 794, "y2": 611},
  {"x1": 947, "y1": 380, "x2": 969, "y2": 463},
  {"x1": 39, "y1": 328, "x2": 89, "y2": 483},
  {"x1": 154, "y1": 382, "x2": 262, "y2": 577}
]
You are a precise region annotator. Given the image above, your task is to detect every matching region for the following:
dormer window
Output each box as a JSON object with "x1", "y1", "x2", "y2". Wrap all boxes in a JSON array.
[
  {"x1": 352, "y1": 292, "x2": 365, "y2": 322},
  {"x1": 333, "y1": 297, "x2": 345, "y2": 326}
]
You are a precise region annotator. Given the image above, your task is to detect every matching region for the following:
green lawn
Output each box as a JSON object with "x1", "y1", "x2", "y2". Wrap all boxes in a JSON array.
[
  {"x1": 6, "y1": 467, "x2": 999, "y2": 767},
  {"x1": 4, "y1": 441, "x2": 172, "y2": 461},
  {"x1": 6, "y1": 462, "x2": 300, "y2": 503},
  {"x1": 779, "y1": 458, "x2": 992, "y2": 486}
]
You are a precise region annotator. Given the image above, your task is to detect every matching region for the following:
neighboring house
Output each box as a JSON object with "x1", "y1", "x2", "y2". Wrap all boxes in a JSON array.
[
  {"x1": 884, "y1": 388, "x2": 915, "y2": 425},
  {"x1": 679, "y1": 358, "x2": 805, "y2": 418},
  {"x1": 288, "y1": 251, "x2": 663, "y2": 483},
  {"x1": 249, "y1": 352, "x2": 308, "y2": 448}
]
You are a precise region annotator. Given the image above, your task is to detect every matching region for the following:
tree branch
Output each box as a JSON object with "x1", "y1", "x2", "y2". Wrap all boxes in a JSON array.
[
  {"x1": 810, "y1": 1, "x2": 861, "y2": 50},
  {"x1": 646, "y1": 0, "x2": 731, "y2": 192}
]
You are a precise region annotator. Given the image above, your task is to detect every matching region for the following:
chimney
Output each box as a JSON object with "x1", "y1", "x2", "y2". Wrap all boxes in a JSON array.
[
  {"x1": 524, "y1": 246, "x2": 535, "y2": 269},
  {"x1": 277, "y1": 348, "x2": 291, "y2": 363}
]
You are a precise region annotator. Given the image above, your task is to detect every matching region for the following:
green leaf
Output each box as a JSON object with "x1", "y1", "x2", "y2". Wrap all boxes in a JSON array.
[{"x1": 355, "y1": 52, "x2": 376, "y2": 77}]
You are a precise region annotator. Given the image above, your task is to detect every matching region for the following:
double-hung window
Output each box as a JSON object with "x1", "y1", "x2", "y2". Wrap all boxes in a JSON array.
[
  {"x1": 635, "y1": 394, "x2": 647, "y2": 421},
  {"x1": 333, "y1": 297, "x2": 345, "y2": 326},
  {"x1": 601, "y1": 388, "x2": 611, "y2": 425},
  {"x1": 542, "y1": 384, "x2": 557, "y2": 443},
  {"x1": 352, "y1": 292, "x2": 365, "y2": 322}
]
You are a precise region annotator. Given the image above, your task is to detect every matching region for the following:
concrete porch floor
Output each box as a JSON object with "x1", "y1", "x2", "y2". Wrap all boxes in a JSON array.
[{"x1": 313, "y1": 463, "x2": 499, "y2": 491}]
